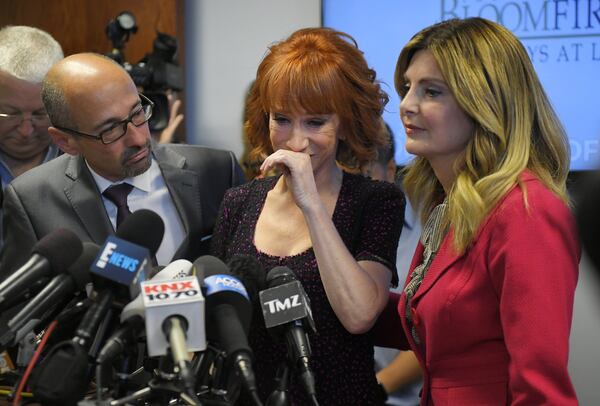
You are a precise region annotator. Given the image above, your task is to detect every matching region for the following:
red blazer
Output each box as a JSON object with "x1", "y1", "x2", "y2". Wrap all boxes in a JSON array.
[{"x1": 375, "y1": 172, "x2": 580, "y2": 405}]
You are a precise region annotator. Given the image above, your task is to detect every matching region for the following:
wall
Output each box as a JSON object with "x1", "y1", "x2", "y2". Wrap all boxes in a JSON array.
[
  {"x1": 183, "y1": 0, "x2": 321, "y2": 157},
  {"x1": 0, "y1": 0, "x2": 187, "y2": 141},
  {"x1": 0, "y1": 0, "x2": 183, "y2": 66}
]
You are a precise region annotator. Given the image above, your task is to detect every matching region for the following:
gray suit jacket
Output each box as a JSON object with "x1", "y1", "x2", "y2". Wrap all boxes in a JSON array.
[{"x1": 0, "y1": 143, "x2": 244, "y2": 279}]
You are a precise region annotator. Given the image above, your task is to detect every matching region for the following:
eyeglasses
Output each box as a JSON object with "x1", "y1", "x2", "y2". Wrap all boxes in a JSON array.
[
  {"x1": 0, "y1": 111, "x2": 50, "y2": 128},
  {"x1": 54, "y1": 93, "x2": 154, "y2": 145}
]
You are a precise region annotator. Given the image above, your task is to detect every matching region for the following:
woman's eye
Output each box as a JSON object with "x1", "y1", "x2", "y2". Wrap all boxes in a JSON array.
[
  {"x1": 272, "y1": 115, "x2": 289, "y2": 124},
  {"x1": 425, "y1": 88, "x2": 442, "y2": 97},
  {"x1": 307, "y1": 119, "x2": 325, "y2": 127}
]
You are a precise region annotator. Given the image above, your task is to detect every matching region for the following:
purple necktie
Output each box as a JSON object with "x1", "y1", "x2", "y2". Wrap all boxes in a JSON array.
[{"x1": 103, "y1": 183, "x2": 134, "y2": 229}]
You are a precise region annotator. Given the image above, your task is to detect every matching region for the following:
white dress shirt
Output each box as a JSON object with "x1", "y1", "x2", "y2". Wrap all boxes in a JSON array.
[{"x1": 88, "y1": 157, "x2": 185, "y2": 266}]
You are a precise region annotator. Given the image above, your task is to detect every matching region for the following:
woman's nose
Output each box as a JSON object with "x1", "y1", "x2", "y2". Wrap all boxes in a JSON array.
[
  {"x1": 287, "y1": 127, "x2": 309, "y2": 152},
  {"x1": 400, "y1": 88, "x2": 419, "y2": 117}
]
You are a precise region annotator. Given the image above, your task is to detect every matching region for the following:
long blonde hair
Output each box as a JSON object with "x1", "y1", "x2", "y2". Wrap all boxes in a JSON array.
[{"x1": 395, "y1": 18, "x2": 570, "y2": 253}]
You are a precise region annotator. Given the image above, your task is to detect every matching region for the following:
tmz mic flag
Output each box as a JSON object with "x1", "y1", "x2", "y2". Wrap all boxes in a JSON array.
[{"x1": 259, "y1": 280, "x2": 314, "y2": 330}]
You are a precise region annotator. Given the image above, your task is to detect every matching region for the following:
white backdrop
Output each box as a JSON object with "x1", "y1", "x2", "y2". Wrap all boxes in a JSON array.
[{"x1": 184, "y1": 0, "x2": 321, "y2": 158}]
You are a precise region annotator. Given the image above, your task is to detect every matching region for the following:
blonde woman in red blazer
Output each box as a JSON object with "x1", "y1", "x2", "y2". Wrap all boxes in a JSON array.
[{"x1": 378, "y1": 18, "x2": 580, "y2": 405}]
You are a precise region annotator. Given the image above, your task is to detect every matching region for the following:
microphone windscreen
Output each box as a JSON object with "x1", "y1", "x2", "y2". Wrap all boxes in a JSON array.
[
  {"x1": 227, "y1": 255, "x2": 266, "y2": 303},
  {"x1": 201, "y1": 255, "x2": 252, "y2": 331},
  {"x1": 116, "y1": 209, "x2": 165, "y2": 256},
  {"x1": 194, "y1": 255, "x2": 229, "y2": 278},
  {"x1": 32, "y1": 228, "x2": 83, "y2": 273},
  {"x1": 266, "y1": 266, "x2": 297, "y2": 287},
  {"x1": 66, "y1": 242, "x2": 99, "y2": 289},
  {"x1": 152, "y1": 259, "x2": 193, "y2": 281}
]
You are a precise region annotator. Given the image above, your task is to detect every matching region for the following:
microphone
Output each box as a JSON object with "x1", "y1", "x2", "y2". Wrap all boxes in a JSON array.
[
  {"x1": 226, "y1": 255, "x2": 267, "y2": 307},
  {"x1": 0, "y1": 228, "x2": 83, "y2": 311},
  {"x1": 140, "y1": 260, "x2": 204, "y2": 397},
  {"x1": 75, "y1": 210, "x2": 165, "y2": 358},
  {"x1": 120, "y1": 259, "x2": 204, "y2": 356},
  {"x1": 7, "y1": 243, "x2": 98, "y2": 406},
  {"x1": 90, "y1": 209, "x2": 165, "y2": 301},
  {"x1": 95, "y1": 259, "x2": 196, "y2": 403},
  {"x1": 30, "y1": 303, "x2": 104, "y2": 406},
  {"x1": 142, "y1": 278, "x2": 205, "y2": 358},
  {"x1": 32, "y1": 212, "x2": 166, "y2": 406},
  {"x1": 116, "y1": 209, "x2": 165, "y2": 253},
  {"x1": 259, "y1": 266, "x2": 318, "y2": 404},
  {"x1": 200, "y1": 255, "x2": 261, "y2": 404},
  {"x1": 97, "y1": 259, "x2": 195, "y2": 364},
  {"x1": 0, "y1": 243, "x2": 97, "y2": 351}
]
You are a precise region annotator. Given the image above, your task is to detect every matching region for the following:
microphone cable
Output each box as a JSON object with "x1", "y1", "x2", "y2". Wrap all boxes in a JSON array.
[
  {"x1": 12, "y1": 320, "x2": 58, "y2": 406},
  {"x1": 266, "y1": 363, "x2": 290, "y2": 406}
]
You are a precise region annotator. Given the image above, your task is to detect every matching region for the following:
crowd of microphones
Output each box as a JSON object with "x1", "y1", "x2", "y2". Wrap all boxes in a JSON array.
[{"x1": 0, "y1": 209, "x2": 319, "y2": 406}]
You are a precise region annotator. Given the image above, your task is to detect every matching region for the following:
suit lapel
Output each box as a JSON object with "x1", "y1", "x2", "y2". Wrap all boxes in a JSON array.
[
  {"x1": 411, "y1": 228, "x2": 465, "y2": 301},
  {"x1": 154, "y1": 146, "x2": 202, "y2": 258},
  {"x1": 63, "y1": 155, "x2": 113, "y2": 243}
]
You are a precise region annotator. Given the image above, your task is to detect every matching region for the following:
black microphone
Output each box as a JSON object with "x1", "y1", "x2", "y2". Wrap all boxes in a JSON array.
[
  {"x1": 0, "y1": 228, "x2": 83, "y2": 311},
  {"x1": 115, "y1": 209, "x2": 165, "y2": 258},
  {"x1": 90, "y1": 209, "x2": 165, "y2": 301},
  {"x1": 0, "y1": 242, "x2": 97, "y2": 351},
  {"x1": 260, "y1": 266, "x2": 318, "y2": 405},
  {"x1": 80, "y1": 209, "x2": 166, "y2": 350},
  {"x1": 227, "y1": 255, "x2": 267, "y2": 306},
  {"x1": 201, "y1": 255, "x2": 262, "y2": 406},
  {"x1": 32, "y1": 211, "x2": 166, "y2": 406}
]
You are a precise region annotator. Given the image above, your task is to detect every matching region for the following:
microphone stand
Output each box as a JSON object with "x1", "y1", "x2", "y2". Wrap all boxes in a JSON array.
[
  {"x1": 80, "y1": 376, "x2": 204, "y2": 406},
  {"x1": 195, "y1": 345, "x2": 239, "y2": 406}
]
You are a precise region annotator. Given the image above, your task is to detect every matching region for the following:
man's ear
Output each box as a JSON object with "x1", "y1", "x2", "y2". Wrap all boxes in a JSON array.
[{"x1": 48, "y1": 127, "x2": 80, "y2": 156}]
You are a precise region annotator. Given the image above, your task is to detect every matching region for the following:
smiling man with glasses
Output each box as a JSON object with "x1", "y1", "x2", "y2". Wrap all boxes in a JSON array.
[{"x1": 0, "y1": 53, "x2": 245, "y2": 278}]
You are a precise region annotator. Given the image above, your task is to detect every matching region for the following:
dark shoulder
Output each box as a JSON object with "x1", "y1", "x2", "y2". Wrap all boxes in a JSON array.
[
  {"x1": 155, "y1": 143, "x2": 234, "y2": 166},
  {"x1": 222, "y1": 176, "x2": 277, "y2": 207},
  {"x1": 154, "y1": 143, "x2": 245, "y2": 186},
  {"x1": 343, "y1": 171, "x2": 405, "y2": 203}
]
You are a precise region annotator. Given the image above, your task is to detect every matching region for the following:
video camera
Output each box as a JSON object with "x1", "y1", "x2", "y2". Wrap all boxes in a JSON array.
[{"x1": 105, "y1": 11, "x2": 183, "y2": 132}]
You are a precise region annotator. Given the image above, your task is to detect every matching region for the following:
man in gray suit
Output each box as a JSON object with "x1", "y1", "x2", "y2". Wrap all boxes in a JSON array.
[{"x1": 0, "y1": 53, "x2": 244, "y2": 278}]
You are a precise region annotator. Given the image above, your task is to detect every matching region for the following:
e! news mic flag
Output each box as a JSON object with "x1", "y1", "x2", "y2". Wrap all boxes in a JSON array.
[{"x1": 90, "y1": 208, "x2": 164, "y2": 300}]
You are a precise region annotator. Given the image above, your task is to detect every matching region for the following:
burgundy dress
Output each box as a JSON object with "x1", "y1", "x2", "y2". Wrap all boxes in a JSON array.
[{"x1": 211, "y1": 171, "x2": 405, "y2": 405}]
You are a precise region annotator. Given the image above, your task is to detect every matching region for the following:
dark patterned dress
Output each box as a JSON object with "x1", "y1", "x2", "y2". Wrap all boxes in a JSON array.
[{"x1": 211, "y1": 171, "x2": 405, "y2": 405}]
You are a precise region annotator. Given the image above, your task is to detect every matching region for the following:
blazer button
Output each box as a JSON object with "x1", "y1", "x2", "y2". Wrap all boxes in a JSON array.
[{"x1": 411, "y1": 307, "x2": 420, "y2": 326}]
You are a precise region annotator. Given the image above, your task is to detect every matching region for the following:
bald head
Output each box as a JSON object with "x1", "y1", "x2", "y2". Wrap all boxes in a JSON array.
[{"x1": 41, "y1": 53, "x2": 134, "y2": 129}]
